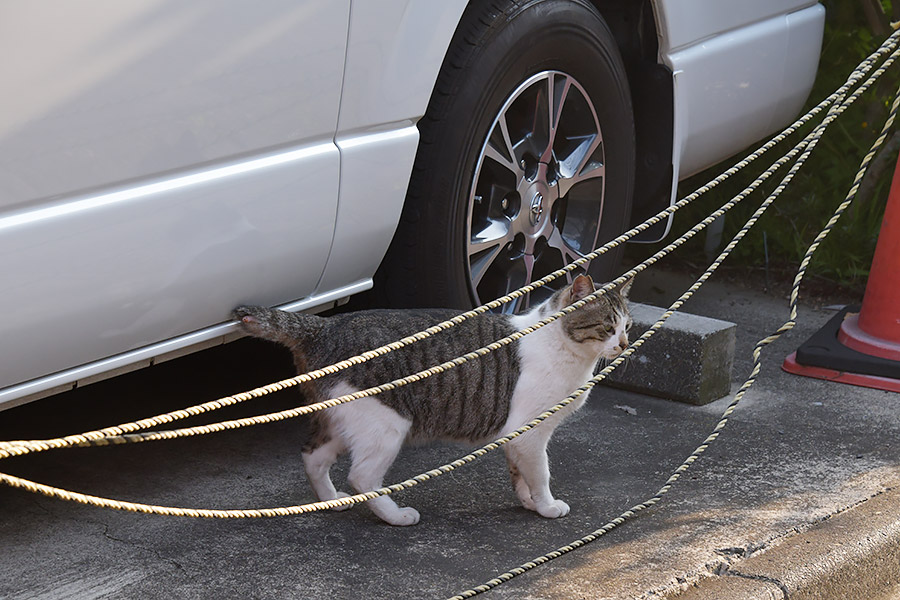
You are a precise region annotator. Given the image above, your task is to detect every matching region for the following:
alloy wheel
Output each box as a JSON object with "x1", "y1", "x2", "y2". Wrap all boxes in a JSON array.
[{"x1": 467, "y1": 70, "x2": 606, "y2": 313}]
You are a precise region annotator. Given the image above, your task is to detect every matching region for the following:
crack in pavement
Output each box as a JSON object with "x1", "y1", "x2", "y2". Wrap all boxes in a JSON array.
[
  {"x1": 98, "y1": 522, "x2": 188, "y2": 575},
  {"x1": 725, "y1": 568, "x2": 790, "y2": 599}
]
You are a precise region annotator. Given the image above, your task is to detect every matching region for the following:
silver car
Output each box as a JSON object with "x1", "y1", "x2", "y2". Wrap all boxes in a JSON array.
[{"x1": 0, "y1": 0, "x2": 825, "y2": 408}]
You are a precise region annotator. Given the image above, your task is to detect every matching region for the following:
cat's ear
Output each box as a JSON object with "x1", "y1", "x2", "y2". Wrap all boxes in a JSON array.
[
  {"x1": 569, "y1": 274, "x2": 595, "y2": 302},
  {"x1": 616, "y1": 276, "x2": 634, "y2": 298}
]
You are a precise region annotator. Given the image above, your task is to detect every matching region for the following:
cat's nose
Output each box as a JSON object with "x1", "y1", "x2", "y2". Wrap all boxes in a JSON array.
[{"x1": 620, "y1": 338, "x2": 629, "y2": 350}]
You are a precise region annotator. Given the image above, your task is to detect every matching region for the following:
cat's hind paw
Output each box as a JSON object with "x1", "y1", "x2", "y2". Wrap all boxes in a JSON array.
[
  {"x1": 330, "y1": 492, "x2": 354, "y2": 512},
  {"x1": 536, "y1": 499, "x2": 570, "y2": 519},
  {"x1": 519, "y1": 495, "x2": 538, "y2": 512}
]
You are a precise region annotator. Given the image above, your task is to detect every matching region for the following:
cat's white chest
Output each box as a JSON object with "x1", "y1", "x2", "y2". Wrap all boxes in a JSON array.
[{"x1": 503, "y1": 314, "x2": 598, "y2": 432}]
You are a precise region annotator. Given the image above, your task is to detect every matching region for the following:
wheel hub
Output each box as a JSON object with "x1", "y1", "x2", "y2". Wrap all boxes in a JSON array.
[
  {"x1": 529, "y1": 192, "x2": 544, "y2": 226},
  {"x1": 519, "y1": 162, "x2": 557, "y2": 252}
]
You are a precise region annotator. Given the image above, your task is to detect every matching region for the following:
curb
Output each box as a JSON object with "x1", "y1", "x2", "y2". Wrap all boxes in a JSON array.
[{"x1": 671, "y1": 486, "x2": 900, "y2": 600}]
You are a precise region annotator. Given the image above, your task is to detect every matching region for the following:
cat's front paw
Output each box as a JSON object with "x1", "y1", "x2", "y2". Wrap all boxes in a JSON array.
[
  {"x1": 536, "y1": 499, "x2": 570, "y2": 519},
  {"x1": 383, "y1": 507, "x2": 420, "y2": 527}
]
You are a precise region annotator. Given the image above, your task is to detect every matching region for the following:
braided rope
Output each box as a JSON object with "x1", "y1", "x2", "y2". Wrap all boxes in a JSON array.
[
  {"x1": 4, "y1": 30, "x2": 897, "y2": 459},
  {"x1": 1, "y1": 36, "x2": 896, "y2": 523},
  {"x1": 445, "y1": 63, "x2": 900, "y2": 600}
]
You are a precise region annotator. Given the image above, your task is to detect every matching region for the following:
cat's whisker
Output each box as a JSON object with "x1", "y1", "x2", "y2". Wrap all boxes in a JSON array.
[{"x1": 616, "y1": 354, "x2": 630, "y2": 377}]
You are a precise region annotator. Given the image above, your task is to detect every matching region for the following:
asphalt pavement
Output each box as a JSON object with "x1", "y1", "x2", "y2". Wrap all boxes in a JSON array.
[{"x1": 1, "y1": 267, "x2": 898, "y2": 599}]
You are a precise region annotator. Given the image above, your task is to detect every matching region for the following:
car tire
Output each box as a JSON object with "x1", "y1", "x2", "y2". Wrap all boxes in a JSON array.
[{"x1": 376, "y1": 0, "x2": 635, "y2": 312}]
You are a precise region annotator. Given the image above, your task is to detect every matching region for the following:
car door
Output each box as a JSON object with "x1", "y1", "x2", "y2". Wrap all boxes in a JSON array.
[{"x1": 0, "y1": 1, "x2": 350, "y2": 393}]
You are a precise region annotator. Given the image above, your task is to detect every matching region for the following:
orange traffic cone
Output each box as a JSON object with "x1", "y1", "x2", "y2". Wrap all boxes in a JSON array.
[{"x1": 784, "y1": 153, "x2": 900, "y2": 392}]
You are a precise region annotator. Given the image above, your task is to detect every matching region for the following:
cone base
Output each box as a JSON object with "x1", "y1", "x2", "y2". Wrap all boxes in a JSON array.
[
  {"x1": 782, "y1": 305, "x2": 900, "y2": 393},
  {"x1": 838, "y1": 313, "x2": 900, "y2": 361},
  {"x1": 783, "y1": 352, "x2": 900, "y2": 393}
]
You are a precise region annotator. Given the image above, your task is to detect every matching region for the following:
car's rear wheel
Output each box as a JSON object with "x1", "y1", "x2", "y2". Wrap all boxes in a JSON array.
[{"x1": 377, "y1": 0, "x2": 635, "y2": 311}]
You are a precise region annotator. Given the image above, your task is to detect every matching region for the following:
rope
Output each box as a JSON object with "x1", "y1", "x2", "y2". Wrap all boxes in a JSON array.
[
  {"x1": 446, "y1": 60, "x2": 900, "y2": 600},
  {"x1": 3, "y1": 30, "x2": 897, "y2": 458},
  {"x1": 1, "y1": 34, "x2": 897, "y2": 524}
]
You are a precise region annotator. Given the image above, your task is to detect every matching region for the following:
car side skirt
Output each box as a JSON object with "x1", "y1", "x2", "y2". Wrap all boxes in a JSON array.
[{"x1": 0, "y1": 279, "x2": 372, "y2": 412}]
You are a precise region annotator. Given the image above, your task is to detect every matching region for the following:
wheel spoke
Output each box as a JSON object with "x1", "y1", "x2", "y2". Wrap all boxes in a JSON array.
[
  {"x1": 522, "y1": 253, "x2": 535, "y2": 310},
  {"x1": 501, "y1": 294, "x2": 523, "y2": 315},
  {"x1": 469, "y1": 219, "x2": 512, "y2": 255},
  {"x1": 546, "y1": 228, "x2": 586, "y2": 284},
  {"x1": 557, "y1": 137, "x2": 604, "y2": 198},
  {"x1": 542, "y1": 74, "x2": 572, "y2": 163},
  {"x1": 496, "y1": 253, "x2": 535, "y2": 314},
  {"x1": 546, "y1": 227, "x2": 584, "y2": 260},
  {"x1": 469, "y1": 244, "x2": 504, "y2": 289},
  {"x1": 469, "y1": 220, "x2": 512, "y2": 287},
  {"x1": 483, "y1": 113, "x2": 521, "y2": 178}
]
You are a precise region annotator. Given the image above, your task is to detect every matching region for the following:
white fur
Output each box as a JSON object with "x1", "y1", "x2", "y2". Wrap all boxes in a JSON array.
[
  {"x1": 302, "y1": 381, "x2": 419, "y2": 526},
  {"x1": 500, "y1": 305, "x2": 628, "y2": 518}
]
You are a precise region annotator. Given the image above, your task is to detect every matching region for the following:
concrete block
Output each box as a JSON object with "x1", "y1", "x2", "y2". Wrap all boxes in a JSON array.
[{"x1": 602, "y1": 302, "x2": 736, "y2": 405}]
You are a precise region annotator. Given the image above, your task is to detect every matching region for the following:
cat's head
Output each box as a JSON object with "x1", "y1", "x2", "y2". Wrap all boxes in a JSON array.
[{"x1": 550, "y1": 274, "x2": 633, "y2": 360}]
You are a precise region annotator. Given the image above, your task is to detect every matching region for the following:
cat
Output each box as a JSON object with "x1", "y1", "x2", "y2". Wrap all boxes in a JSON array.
[{"x1": 233, "y1": 274, "x2": 632, "y2": 526}]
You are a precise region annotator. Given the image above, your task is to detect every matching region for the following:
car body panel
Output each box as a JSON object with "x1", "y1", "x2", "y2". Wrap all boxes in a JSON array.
[
  {"x1": 0, "y1": 0, "x2": 471, "y2": 408},
  {"x1": 0, "y1": 279, "x2": 372, "y2": 410},
  {"x1": 0, "y1": 0, "x2": 350, "y2": 205},
  {"x1": 317, "y1": 126, "x2": 421, "y2": 292},
  {"x1": 654, "y1": 0, "x2": 820, "y2": 52},
  {"x1": 334, "y1": 0, "x2": 469, "y2": 134},
  {"x1": 0, "y1": 143, "x2": 340, "y2": 397},
  {"x1": 0, "y1": 0, "x2": 351, "y2": 403},
  {"x1": 654, "y1": 2, "x2": 825, "y2": 178}
]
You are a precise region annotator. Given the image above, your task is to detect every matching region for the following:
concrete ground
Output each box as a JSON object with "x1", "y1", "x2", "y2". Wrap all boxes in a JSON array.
[{"x1": 1, "y1": 268, "x2": 898, "y2": 599}]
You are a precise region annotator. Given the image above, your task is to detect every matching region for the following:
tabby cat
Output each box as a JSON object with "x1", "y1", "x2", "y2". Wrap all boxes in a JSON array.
[{"x1": 233, "y1": 274, "x2": 632, "y2": 526}]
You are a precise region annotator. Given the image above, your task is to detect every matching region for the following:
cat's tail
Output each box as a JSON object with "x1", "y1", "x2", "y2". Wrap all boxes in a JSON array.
[{"x1": 232, "y1": 305, "x2": 325, "y2": 347}]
